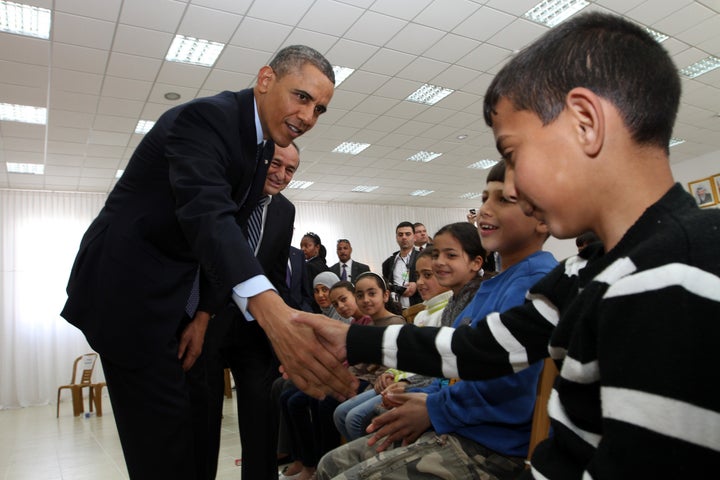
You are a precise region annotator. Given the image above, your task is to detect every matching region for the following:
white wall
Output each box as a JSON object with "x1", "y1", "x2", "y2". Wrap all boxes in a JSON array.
[{"x1": 671, "y1": 149, "x2": 720, "y2": 210}]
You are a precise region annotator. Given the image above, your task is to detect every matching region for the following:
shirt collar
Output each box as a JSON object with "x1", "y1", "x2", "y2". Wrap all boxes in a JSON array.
[{"x1": 253, "y1": 97, "x2": 264, "y2": 145}]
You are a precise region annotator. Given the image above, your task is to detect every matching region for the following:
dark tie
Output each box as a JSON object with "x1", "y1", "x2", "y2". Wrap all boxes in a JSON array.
[
  {"x1": 247, "y1": 195, "x2": 270, "y2": 252},
  {"x1": 185, "y1": 269, "x2": 200, "y2": 317},
  {"x1": 419, "y1": 246, "x2": 424, "y2": 252},
  {"x1": 341, "y1": 263, "x2": 348, "y2": 281}
]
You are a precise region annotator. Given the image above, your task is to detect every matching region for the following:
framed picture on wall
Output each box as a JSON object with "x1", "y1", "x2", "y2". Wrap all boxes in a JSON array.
[
  {"x1": 713, "y1": 175, "x2": 720, "y2": 205},
  {"x1": 689, "y1": 177, "x2": 716, "y2": 207}
]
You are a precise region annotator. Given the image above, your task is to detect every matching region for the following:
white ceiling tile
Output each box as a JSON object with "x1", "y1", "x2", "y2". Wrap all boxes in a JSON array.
[
  {"x1": 362, "y1": 115, "x2": 407, "y2": 132},
  {"x1": 48, "y1": 126, "x2": 91, "y2": 143},
  {"x1": 374, "y1": 77, "x2": 420, "y2": 100},
  {"x1": 0, "y1": 33, "x2": 49, "y2": 66},
  {"x1": 383, "y1": 101, "x2": 429, "y2": 120},
  {"x1": 8, "y1": 173, "x2": 46, "y2": 188},
  {"x1": 423, "y1": 34, "x2": 479, "y2": 63},
  {"x1": 659, "y1": 37, "x2": 691, "y2": 57},
  {"x1": 85, "y1": 156, "x2": 123, "y2": 169},
  {"x1": 119, "y1": 0, "x2": 186, "y2": 32},
  {"x1": 674, "y1": 13, "x2": 720, "y2": 46},
  {"x1": 86, "y1": 145, "x2": 126, "y2": 158},
  {"x1": 431, "y1": 65, "x2": 480, "y2": 90},
  {"x1": 415, "y1": 0, "x2": 481, "y2": 31},
  {"x1": 626, "y1": 0, "x2": 694, "y2": 26},
  {"x1": 46, "y1": 153, "x2": 84, "y2": 167},
  {"x1": 332, "y1": 70, "x2": 389, "y2": 94},
  {"x1": 52, "y1": 43, "x2": 108, "y2": 73},
  {"x1": 97, "y1": 97, "x2": 145, "y2": 117},
  {"x1": 370, "y1": 0, "x2": 433, "y2": 20},
  {"x1": 53, "y1": 12, "x2": 115, "y2": 50},
  {"x1": 385, "y1": 23, "x2": 445, "y2": 55},
  {"x1": 396, "y1": 56, "x2": 449, "y2": 83},
  {"x1": 655, "y1": 2, "x2": 715, "y2": 35},
  {"x1": 0, "y1": 122, "x2": 44, "y2": 139},
  {"x1": 89, "y1": 131, "x2": 131, "y2": 146},
  {"x1": 48, "y1": 110, "x2": 94, "y2": 129},
  {"x1": 112, "y1": 25, "x2": 174, "y2": 59},
  {"x1": 345, "y1": 11, "x2": 408, "y2": 46},
  {"x1": 336, "y1": 111, "x2": 378, "y2": 128},
  {"x1": 299, "y1": 0, "x2": 365, "y2": 36},
  {"x1": 190, "y1": 0, "x2": 253, "y2": 15},
  {"x1": 282, "y1": 29, "x2": 338, "y2": 54},
  {"x1": 214, "y1": 45, "x2": 272, "y2": 74},
  {"x1": 157, "y1": 62, "x2": 211, "y2": 88},
  {"x1": 0, "y1": 61, "x2": 48, "y2": 89},
  {"x1": 178, "y1": 4, "x2": 242, "y2": 43},
  {"x1": 46, "y1": 140, "x2": 87, "y2": 155},
  {"x1": 453, "y1": 6, "x2": 515, "y2": 42},
  {"x1": 229, "y1": 17, "x2": 292, "y2": 51},
  {"x1": 147, "y1": 83, "x2": 201, "y2": 106},
  {"x1": 203, "y1": 69, "x2": 255, "y2": 92},
  {"x1": 353, "y1": 95, "x2": 398, "y2": 115},
  {"x1": 486, "y1": 18, "x2": 546, "y2": 52},
  {"x1": 102, "y1": 77, "x2": 152, "y2": 101},
  {"x1": 0, "y1": 84, "x2": 47, "y2": 106},
  {"x1": 328, "y1": 91, "x2": 368, "y2": 111},
  {"x1": 56, "y1": 0, "x2": 122, "y2": 21},
  {"x1": 593, "y1": 0, "x2": 647, "y2": 15},
  {"x1": 361, "y1": 49, "x2": 415, "y2": 76},
  {"x1": 49, "y1": 91, "x2": 99, "y2": 113},
  {"x1": 93, "y1": 115, "x2": 137, "y2": 133},
  {"x1": 51, "y1": 69, "x2": 103, "y2": 95},
  {"x1": 45, "y1": 165, "x2": 81, "y2": 177},
  {"x1": 325, "y1": 39, "x2": 378, "y2": 68},
  {"x1": 413, "y1": 106, "x2": 456, "y2": 125},
  {"x1": 457, "y1": 42, "x2": 512, "y2": 72},
  {"x1": 246, "y1": 0, "x2": 314, "y2": 25},
  {"x1": 483, "y1": 0, "x2": 540, "y2": 16},
  {"x1": 433, "y1": 90, "x2": 482, "y2": 112},
  {"x1": 106, "y1": 53, "x2": 163, "y2": 82}
]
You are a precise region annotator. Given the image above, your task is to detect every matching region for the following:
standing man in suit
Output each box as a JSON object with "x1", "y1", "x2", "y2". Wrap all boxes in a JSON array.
[
  {"x1": 61, "y1": 45, "x2": 355, "y2": 480},
  {"x1": 382, "y1": 221, "x2": 422, "y2": 308},
  {"x1": 413, "y1": 222, "x2": 432, "y2": 251},
  {"x1": 329, "y1": 239, "x2": 370, "y2": 283},
  {"x1": 284, "y1": 245, "x2": 314, "y2": 313},
  {"x1": 199, "y1": 143, "x2": 304, "y2": 479}
]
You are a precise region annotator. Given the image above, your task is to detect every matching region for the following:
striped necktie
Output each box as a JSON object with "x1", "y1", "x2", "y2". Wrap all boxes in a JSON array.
[
  {"x1": 247, "y1": 195, "x2": 270, "y2": 252},
  {"x1": 341, "y1": 263, "x2": 348, "y2": 281}
]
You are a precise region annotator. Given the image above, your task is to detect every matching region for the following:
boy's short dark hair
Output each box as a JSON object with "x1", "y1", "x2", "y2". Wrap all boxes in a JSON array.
[
  {"x1": 486, "y1": 159, "x2": 506, "y2": 183},
  {"x1": 483, "y1": 12, "x2": 680, "y2": 154}
]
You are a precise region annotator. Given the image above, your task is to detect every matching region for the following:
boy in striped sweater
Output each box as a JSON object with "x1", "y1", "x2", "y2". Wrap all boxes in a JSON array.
[{"x1": 300, "y1": 12, "x2": 720, "y2": 479}]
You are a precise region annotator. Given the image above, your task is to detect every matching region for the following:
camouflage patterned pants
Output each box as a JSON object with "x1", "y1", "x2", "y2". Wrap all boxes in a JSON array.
[{"x1": 316, "y1": 431, "x2": 525, "y2": 480}]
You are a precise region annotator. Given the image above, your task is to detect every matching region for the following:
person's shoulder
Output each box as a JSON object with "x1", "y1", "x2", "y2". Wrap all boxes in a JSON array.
[
  {"x1": 329, "y1": 262, "x2": 340, "y2": 271},
  {"x1": 272, "y1": 192, "x2": 294, "y2": 210}
]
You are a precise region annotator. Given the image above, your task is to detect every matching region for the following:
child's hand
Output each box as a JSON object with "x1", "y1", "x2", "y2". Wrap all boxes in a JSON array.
[
  {"x1": 374, "y1": 372, "x2": 395, "y2": 393},
  {"x1": 380, "y1": 382, "x2": 407, "y2": 408}
]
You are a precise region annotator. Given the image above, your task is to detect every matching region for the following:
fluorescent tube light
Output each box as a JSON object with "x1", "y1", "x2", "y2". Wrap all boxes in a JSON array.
[
  {"x1": 287, "y1": 180, "x2": 314, "y2": 189},
  {"x1": 0, "y1": 0, "x2": 51, "y2": 39},
  {"x1": 679, "y1": 56, "x2": 720, "y2": 79},
  {"x1": 332, "y1": 142, "x2": 370, "y2": 155},
  {"x1": 352, "y1": 185, "x2": 379, "y2": 193},
  {"x1": 333, "y1": 66, "x2": 355, "y2": 87},
  {"x1": 523, "y1": 0, "x2": 588, "y2": 28},
  {"x1": 166, "y1": 35, "x2": 225, "y2": 67},
  {"x1": 406, "y1": 84, "x2": 454, "y2": 105},
  {"x1": 135, "y1": 120, "x2": 155, "y2": 134},
  {"x1": 0, "y1": 102, "x2": 47, "y2": 124},
  {"x1": 7, "y1": 162, "x2": 44, "y2": 174},
  {"x1": 467, "y1": 159, "x2": 498, "y2": 170},
  {"x1": 460, "y1": 192, "x2": 482, "y2": 199},
  {"x1": 407, "y1": 151, "x2": 442, "y2": 163},
  {"x1": 410, "y1": 189, "x2": 434, "y2": 197}
]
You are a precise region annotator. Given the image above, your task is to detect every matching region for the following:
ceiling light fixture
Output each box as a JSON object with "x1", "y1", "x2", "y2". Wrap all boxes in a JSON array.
[
  {"x1": 679, "y1": 56, "x2": 720, "y2": 78},
  {"x1": 166, "y1": 35, "x2": 225, "y2": 67},
  {"x1": 523, "y1": 0, "x2": 589, "y2": 28},
  {"x1": 669, "y1": 137, "x2": 685, "y2": 147},
  {"x1": 644, "y1": 26, "x2": 668, "y2": 43},
  {"x1": 7, "y1": 162, "x2": 44, "y2": 175},
  {"x1": 467, "y1": 159, "x2": 498, "y2": 170},
  {"x1": 333, "y1": 66, "x2": 355, "y2": 87},
  {"x1": 0, "y1": 102, "x2": 47, "y2": 124},
  {"x1": 457, "y1": 134, "x2": 468, "y2": 140},
  {"x1": 352, "y1": 185, "x2": 379, "y2": 193},
  {"x1": 410, "y1": 189, "x2": 434, "y2": 197},
  {"x1": 406, "y1": 84, "x2": 454, "y2": 106},
  {"x1": 407, "y1": 151, "x2": 442, "y2": 163},
  {"x1": 164, "y1": 92, "x2": 181, "y2": 101},
  {"x1": 135, "y1": 120, "x2": 155, "y2": 134},
  {"x1": 332, "y1": 142, "x2": 370, "y2": 155},
  {"x1": 287, "y1": 180, "x2": 314, "y2": 189},
  {"x1": 460, "y1": 192, "x2": 482, "y2": 199},
  {"x1": 115, "y1": 169, "x2": 125, "y2": 179},
  {"x1": 0, "y1": 0, "x2": 51, "y2": 39}
]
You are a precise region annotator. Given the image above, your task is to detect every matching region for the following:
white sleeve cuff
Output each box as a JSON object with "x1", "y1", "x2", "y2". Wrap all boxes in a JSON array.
[{"x1": 231, "y1": 275, "x2": 275, "y2": 321}]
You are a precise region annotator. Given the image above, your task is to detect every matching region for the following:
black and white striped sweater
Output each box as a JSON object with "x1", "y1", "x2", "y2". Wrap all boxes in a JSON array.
[{"x1": 347, "y1": 184, "x2": 720, "y2": 478}]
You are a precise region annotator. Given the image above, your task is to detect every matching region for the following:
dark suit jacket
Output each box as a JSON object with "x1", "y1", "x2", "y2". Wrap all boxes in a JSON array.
[
  {"x1": 281, "y1": 246, "x2": 313, "y2": 313},
  {"x1": 329, "y1": 260, "x2": 370, "y2": 282},
  {"x1": 381, "y1": 249, "x2": 422, "y2": 305},
  {"x1": 61, "y1": 89, "x2": 272, "y2": 367}
]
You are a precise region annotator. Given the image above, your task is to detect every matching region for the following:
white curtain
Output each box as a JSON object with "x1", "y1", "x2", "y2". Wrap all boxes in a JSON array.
[{"x1": 0, "y1": 189, "x2": 573, "y2": 408}]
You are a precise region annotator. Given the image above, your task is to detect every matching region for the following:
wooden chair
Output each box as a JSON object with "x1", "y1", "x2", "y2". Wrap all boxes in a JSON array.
[
  {"x1": 56, "y1": 353, "x2": 98, "y2": 418},
  {"x1": 526, "y1": 358, "x2": 559, "y2": 468},
  {"x1": 90, "y1": 381, "x2": 107, "y2": 416}
]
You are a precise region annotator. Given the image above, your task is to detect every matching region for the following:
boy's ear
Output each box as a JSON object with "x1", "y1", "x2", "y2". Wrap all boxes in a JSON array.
[
  {"x1": 566, "y1": 87, "x2": 604, "y2": 157},
  {"x1": 535, "y1": 219, "x2": 550, "y2": 236}
]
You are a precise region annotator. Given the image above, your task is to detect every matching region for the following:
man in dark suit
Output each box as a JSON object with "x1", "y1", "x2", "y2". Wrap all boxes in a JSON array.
[
  {"x1": 329, "y1": 239, "x2": 370, "y2": 283},
  {"x1": 285, "y1": 245, "x2": 314, "y2": 313},
  {"x1": 382, "y1": 221, "x2": 422, "y2": 307},
  {"x1": 60, "y1": 45, "x2": 355, "y2": 480},
  {"x1": 199, "y1": 143, "x2": 303, "y2": 479}
]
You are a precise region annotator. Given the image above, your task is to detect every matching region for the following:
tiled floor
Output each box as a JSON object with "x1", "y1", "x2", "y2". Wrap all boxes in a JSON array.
[{"x1": 0, "y1": 394, "x2": 246, "y2": 479}]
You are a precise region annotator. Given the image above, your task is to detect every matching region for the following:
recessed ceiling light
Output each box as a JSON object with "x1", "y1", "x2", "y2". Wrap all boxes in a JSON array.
[
  {"x1": 352, "y1": 185, "x2": 379, "y2": 193},
  {"x1": 333, "y1": 66, "x2": 355, "y2": 87},
  {"x1": 644, "y1": 26, "x2": 668, "y2": 43},
  {"x1": 7, "y1": 162, "x2": 44, "y2": 175},
  {"x1": 166, "y1": 35, "x2": 225, "y2": 67},
  {"x1": 164, "y1": 92, "x2": 181, "y2": 101},
  {"x1": 332, "y1": 142, "x2": 370, "y2": 155},
  {"x1": 407, "y1": 151, "x2": 442, "y2": 163},
  {"x1": 679, "y1": 56, "x2": 720, "y2": 79},
  {"x1": 460, "y1": 192, "x2": 482, "y2": 199},
  {"x1": 523, "y1": 0, "x2": 589, "y2": 28},
  {"x1": 669, "y1": 137, "x2": 685, "y2": 147},
  {"x1": 115, "y1": 169, "x2": 124, "y2": 179},
  {"x1": 410, "y1": 189, "x2": 434, "y2": 197},
  {"x1": 135, "y1": 120, "x2": 155, "y2": 134},
  {"x1": 456, "y1": 134, "x2": 468, "y2": 140},
  {"x1": 0, "y1": 0, "x2": 51, "y2": 39},
  {"x1": 467, "y1": 159, "x2": 498, "y2": 170},
  {"x1": 287, "y1": 180, "x2": 314, "y2": 189},
  {"x1": 406, "y1": 84, "x2": 454, "y2": 106},
  {"x1": 0, "y1": 102, "x2": 47, "y2": 124}
]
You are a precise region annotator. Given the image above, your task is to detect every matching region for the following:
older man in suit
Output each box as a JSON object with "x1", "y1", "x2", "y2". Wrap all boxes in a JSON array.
[
  {"x1": 329, "y1": 239, "x2": 370, "y2": 283},
  {"x1": 61, "y1": 45, "x2": 355, "y2": 479}
]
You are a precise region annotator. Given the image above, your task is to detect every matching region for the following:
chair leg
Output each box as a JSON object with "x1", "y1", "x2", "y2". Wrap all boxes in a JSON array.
[
  {"x1": 92, "y1": 383, "x2": 106, "y2": 417},
  {"x1": 56, "y1": 389, "x2": 61, "y2": 418},
  {"x1": 71, "y1": 387, "x2": 83, "y2": 416}
]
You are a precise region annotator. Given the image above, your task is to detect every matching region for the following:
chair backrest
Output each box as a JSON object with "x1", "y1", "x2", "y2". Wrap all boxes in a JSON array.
[
  {"x1": 71, "y1": 353, "x2": 98, "y2": 385},
  {"x1": 402, "y1": 303, "x2": 426, "y2": 324},
  {"x1": 527, "y1": 357, "x2": 559, "y2": 466}
]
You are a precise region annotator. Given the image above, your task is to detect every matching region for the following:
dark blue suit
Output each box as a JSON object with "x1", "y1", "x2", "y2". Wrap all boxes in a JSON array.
[{"x1": 61, "y1": 89, "x2": 273, "y2": 479}]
